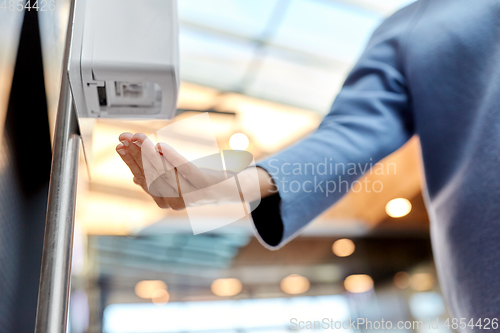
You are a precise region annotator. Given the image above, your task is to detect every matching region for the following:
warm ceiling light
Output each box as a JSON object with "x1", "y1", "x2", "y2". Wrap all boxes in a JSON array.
[
  {"x1": 229, "y1": 133, "x2": 249, "y2": 150},
  {"x1": 211, "y1": 278, "x2": 242, "y2": 297},
  {"x1": 332, "y1": 239, "x2": 355, "y2": 257},
  {"x1": 385, "y1": 198, "x2": 412, "y2": 218},
  {"x1": 410, "y1": 273, "x2": 434, "y2": 291},
  {"x1": 280, "y1": 274, "x2": 310, "y2": 295},
  {"x1": 344, "y1": 274, "x2": 374, "y2": 293},
  {"x1": 151, "y1": 289, "x2": 170, "y2": 306},
  {"x1": 135, "y1": 280, "x2": 167, "y2": 299},
  {"x1": 394, "y1": 271, "x2": 410, "y2": 289}
]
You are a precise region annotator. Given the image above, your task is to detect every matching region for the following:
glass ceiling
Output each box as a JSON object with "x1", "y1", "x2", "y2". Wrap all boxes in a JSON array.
[{"x1": 178, "y1": 0, "x2": 416, "y2": 114}]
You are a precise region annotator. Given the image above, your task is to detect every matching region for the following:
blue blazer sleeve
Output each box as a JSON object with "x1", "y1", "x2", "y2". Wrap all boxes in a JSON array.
[{"x1": 252, "y1": 4, "x2": 420, "y2": 249}]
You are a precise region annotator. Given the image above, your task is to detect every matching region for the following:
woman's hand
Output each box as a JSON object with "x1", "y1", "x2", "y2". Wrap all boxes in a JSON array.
[
  {"x1": 116, "y1": 132, "x2": 185, "y2": 209},
  {"x1": 116, "y1": 132, "x2": 276, "y2": 210}
]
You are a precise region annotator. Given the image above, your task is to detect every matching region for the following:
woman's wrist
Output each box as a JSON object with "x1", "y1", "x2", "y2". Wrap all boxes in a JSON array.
[{"x1": 237, "y1": 166, "x2": 277, "y2": 202}]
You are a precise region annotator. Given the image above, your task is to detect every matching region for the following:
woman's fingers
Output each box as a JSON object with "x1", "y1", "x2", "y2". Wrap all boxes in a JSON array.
[
  {"x1": 116, "y1": 143, "x2": 147, "y2": 187},
  {"x1": 118, "y1": 132, "x2": 134, "y2": 147},
  {"x1": 156, "y1": 142, "x2": 209, "y2": 188},
  {"x1": 164, "y1": 196, "x2": 186, "y2": 210},
  {"x1": 118, "y1": 133, "x2": 185, "y2": 209},
  {"x1": 119, "y1": 133, "x2": 180, "y2": 193},
  {"x1": 132, "y1": 176, "x2": 142, "y2": 185},
  {"x1": 143, "y1": 156, "x2": 179, "y2": 197},
  {"x1": 125, "y1": 140, "x2": 145, "y2": 171},
  {"x1": 176, "y1": 169, "x2": 198, "y2": 195},
  {"x1": 133, "y1": 133, "x2": 166, "y2": 172}
]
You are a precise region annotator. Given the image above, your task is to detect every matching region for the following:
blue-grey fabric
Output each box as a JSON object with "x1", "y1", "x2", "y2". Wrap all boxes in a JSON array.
[{"x1": 253, "y1": 0, "x2": 500, "y2": 327}]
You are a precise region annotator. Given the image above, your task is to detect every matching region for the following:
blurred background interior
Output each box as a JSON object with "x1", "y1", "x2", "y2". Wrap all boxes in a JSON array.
[{"x1": 0, "y1": 0, "x2": 454, "y2": 332}]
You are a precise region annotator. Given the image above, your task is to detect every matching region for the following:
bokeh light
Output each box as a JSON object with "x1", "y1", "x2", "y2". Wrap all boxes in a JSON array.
[
  {"x1": 410, "y1": 273, "x2": 434, "y2": 291},
  {"x1": 151, "y1": 289, "x2": 170, "y2": 306},
  {"x1": 280, "y1": 274, "x2": 310, "y2": 295},
  {"x1": 385, "y1": 198, "x2": 412, "y2": 218},
  {"x1": 229, "y1": 133, "x2": 249, "y2": 150},
  {"x1": 394, "y1": 271, "x2": 410, "y2": 289},
  {"x1": 135, "y1": 280, "x2": 167, "y2": 299},
  {"x1": 344, "y1": 274, "x2": 373, "y2": 293},
  {"x1": 211, "y1": 278, "x2": 243, "y2": 297},
  {"x1": 332, "y1": 238, "x2": 355, "y2": 257}
]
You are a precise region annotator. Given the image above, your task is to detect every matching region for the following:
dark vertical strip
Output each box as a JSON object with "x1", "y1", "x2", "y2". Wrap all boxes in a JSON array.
[{"x1": 3, "y1": 8, "x2": 52, "y2": 333}]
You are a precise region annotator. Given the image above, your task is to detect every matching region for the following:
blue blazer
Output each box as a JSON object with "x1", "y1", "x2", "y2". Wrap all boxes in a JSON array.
[{"x1": 254, "y1": 0, "x2": 500, "y2": 322}]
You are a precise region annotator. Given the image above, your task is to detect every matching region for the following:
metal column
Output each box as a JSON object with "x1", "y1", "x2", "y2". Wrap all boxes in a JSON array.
[{"x1": 35, "y1": 0, "x2": 79, "y2": 331}]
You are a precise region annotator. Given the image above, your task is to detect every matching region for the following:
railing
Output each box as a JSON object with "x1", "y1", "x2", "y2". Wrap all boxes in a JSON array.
[{"x1": 35, "y1": 0, "x2": 79, "y2": 331}]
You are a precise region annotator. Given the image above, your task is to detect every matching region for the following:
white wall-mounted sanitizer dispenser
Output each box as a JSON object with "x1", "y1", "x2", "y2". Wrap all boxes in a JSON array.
[{"x1": 68, "y1": 0, "x2": 179, "y2": 119}]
